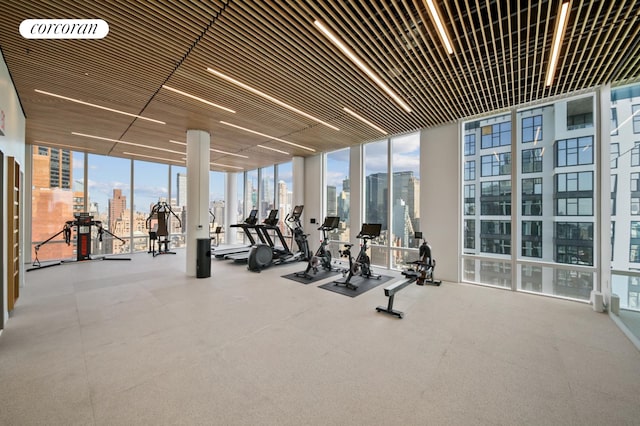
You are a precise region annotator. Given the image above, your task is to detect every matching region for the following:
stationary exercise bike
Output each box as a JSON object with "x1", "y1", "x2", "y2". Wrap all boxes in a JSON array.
[
  {"x1": 333, "y1": 223, "x2": 382, "y2": 290},
  {"x1": 294, "y1": 216, "x2": 340, "y2": 279},
  {"x1": 402, "y1": 232, "x2": 441, "y2": 286}
]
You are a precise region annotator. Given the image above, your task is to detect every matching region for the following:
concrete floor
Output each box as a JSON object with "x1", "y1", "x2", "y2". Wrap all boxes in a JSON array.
[{"x1": 1, "y1": 250, "x2": 639, "y2": 425}]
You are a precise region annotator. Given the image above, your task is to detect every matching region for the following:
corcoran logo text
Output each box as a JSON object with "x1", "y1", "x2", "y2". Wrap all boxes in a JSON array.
[{"x1": 19, "y1": 19, "x2": 109, "y2": 39}]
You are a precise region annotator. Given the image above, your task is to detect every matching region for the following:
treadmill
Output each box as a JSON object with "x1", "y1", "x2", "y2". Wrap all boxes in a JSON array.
[
  {"x1": 225, "y1": 209, "x2": 279, "y2": 263},
  {"x1": 213, "y1": 209, "x2": 260, "y2": 259}
]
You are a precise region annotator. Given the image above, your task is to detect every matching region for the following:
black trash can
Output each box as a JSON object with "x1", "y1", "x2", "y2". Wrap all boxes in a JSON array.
[{"x1": 196, "y1": 238, "x2": 212, "y2": 278}]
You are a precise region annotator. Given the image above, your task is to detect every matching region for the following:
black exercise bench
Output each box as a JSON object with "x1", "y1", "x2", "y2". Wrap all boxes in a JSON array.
[{"x1": 375, "y1": 279, "x2": 415, "y2": 319}]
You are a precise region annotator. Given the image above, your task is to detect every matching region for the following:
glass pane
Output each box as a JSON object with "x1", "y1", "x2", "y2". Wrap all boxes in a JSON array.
[
  {"x1": 518, "y1": 264, "x2": 594, "y2": 301},
  {"x1": 462, "y1": 113, "x2": 511, "y2": 265},
  {"x1": 391, "y1": 132, "x2": 420, "y2": 248},
  {"x1": 610, "y1": 83, "x2": 640, "y2": 341},
  {"x1": 391, "y1": 248, "x2": 420, "y2": 270},
  {"x1": 133, "y1": 160, "x2": 169, "y2": 252},
  {"x1": 364, "y1": 140, "x2": 388, "y2": 250},
  {"x1": 325, "y1": 148, "x2": 350, "y2": 242},
  {"x1": 32, "y1": 147, "x2": 85, "y2": 261},
  {"x1": 277, "y1": 162, "x2": 293, "y2": 238},
  {"x1": 88, "y1": 154, "x2": 131, "y2": 255},
  {"x1": 243, "y1": 170, "x2": 259, "y2": 245},
  {"x1": 210, "y1": 171, "x2": 225, "y2": 244},
  {"x1": 236, "y1": 172, "x2": 245, "y2": 243},
  {"x1": 170, "y1": 165, "x2": 187, "y2": 249},
  {"x1": 259, "y1": 166, "x2": 275, "y2": 221},
  {"x1": 462, "y1": 258, "x2": 512, "y2": 289}
]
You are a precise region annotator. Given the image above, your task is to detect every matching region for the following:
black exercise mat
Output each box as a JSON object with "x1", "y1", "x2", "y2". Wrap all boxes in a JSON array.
[
  {"x1": 318, "y1": 274, "x2": 394, "y2": 297},
  {"x1": 282, "y1": 269, "x2": 341, "y2": 284}
]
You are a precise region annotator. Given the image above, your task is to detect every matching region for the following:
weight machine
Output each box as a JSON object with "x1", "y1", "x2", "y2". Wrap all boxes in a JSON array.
[
  {"x1": 146, "y1": 201, "x2": 182, "y2": 256},
  {"x1": 28, "y1": 213, "x2": 130, "y2": 271}
]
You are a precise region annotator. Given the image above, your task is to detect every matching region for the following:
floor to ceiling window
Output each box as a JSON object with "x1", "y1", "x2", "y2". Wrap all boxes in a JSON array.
[
  {"x1": 462, "y1": 94, "x2": 597, "y2": 301},
  {"x1": 243, "y1": 169, "x2": 258, "y2": 244},
  {"x1": 259, "y1": 165, "x2": 275, "y2": 221},
  {"x1": 610, "y1": 83, "x2": 640, "y2": 341},
  {"x1": 390, "y1": 133, "x2": 421, "y2": 269},
  {"x1": 31, "y1": 147, "x2": 85, "y2": 261},
  {"x1": 170, "y1": 165, "x2": 187, "y2": 248},
  {"x1": 324, "y1": 148, "x2": 350, "y2": 257},
  {"x1": 87, "y1": 154, "x2": 131, "y2": 256},
  {"x1": 276, "y1": 161, "x2": 293, "y2": 238},
  {"x1": 363, "y1": 139, "x2": 389, "y2": 268},
  {"x1": 133, "y1": 160, "x2": 169, "y2": 253},
  {"x1": 209, "y1": 171, "x2": 225, "y2": 243}
]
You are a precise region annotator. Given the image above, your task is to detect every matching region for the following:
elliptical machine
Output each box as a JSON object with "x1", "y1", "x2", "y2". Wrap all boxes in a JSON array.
[
  {"x1": 402, "y1": 232, "x2": 441, "y2": 286},
  {"x1": 294, "y1": 216, "x2": 340, "y2": 279},
  {"x1": 333, "y1": 223, "x2": 382, "y2": 290},
  {"x1": 247, "y1": 205, "x2": 310, "y2": 272}
]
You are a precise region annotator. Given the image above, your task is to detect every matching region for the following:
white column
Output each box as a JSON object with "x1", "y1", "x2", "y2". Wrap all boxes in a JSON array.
[
  {"x1": 349, "y1": 146, "x2": 362, "y2": 245},
  {"x1": 292, "y1": 156, "x2": 304, "y2": 207},
  {"x1": 186, "y1": 129, "x2": 210, "y2": 276},
  {"x1": 225, "y1": 172, "x2": 238, "y2": 244}
]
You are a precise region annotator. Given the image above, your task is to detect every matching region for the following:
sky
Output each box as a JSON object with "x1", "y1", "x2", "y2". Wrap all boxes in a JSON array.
[{"x1": 75, "y1": 153, "x2": 226, "y2": 215}]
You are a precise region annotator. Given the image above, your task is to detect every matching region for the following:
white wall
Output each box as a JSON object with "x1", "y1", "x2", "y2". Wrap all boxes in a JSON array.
[
  {"x1": 421, "y1": 123, "x2": 460, "y2": 283},
  {"x1": 0, "y1": 50, "x2": 27, "y2": 326}
]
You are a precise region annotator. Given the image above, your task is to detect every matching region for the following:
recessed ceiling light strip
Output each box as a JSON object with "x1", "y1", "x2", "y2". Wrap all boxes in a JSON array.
[
  {"x1": 34, "y1": 140, "x2": 96, "y2": 152},
  {"x1": 342, "y1": 107, "x2": 388, "y2": 134},
  {"x1": 210, "y1": 162, "x2": 243, "y2": 170},
  {"x1": 162, "y1": 85, "x2": 236, "y2": 113},
  {"x1": 545, "y1": 1, "x2": 571, "y2": 87},
  {"x1": 35, "y1": 89, "x2": 166, "y2": 124},
  {"x1": 313, "y1": 20, "x2": 412, "y2": 113},
  {"x1": 123, "y1": 152, "x2": 185, "y2": 164},
  {"x1": 206, "y1": 68, "x2": 339, "y2": 131},
  {"x1": 424, "y1": 0, "x2": 455, "y2": 54},
  {"x1": 170, "y1": 139, "x2": 249, "y2": 158},
  {"x1": 72, "y1": 132, "x2": 185, "y2": 155},
  {"x1": 257, "y1": 145, "x2": 290, "y2": 155},
  {"x1": 220, "y1": 121, "x2": 315, "y2": 152}
]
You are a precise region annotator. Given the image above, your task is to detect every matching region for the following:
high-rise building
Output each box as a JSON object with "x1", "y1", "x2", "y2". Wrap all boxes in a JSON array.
[
  {"x1": 365, "y1": 172, "x2": 388, "y2": 228},
  {"x1": 327, "y1": 185, "x2": 337, "y2": 216}
]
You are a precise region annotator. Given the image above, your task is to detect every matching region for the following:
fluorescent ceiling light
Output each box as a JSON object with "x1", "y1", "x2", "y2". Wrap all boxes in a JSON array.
[
  {"x1": 424, "y1": 0, "x2": 454, "y2": 54},
  {"x1": 171, "y1": 139, "x2": 249, "y2": 158},
  {"x1": 72, "y1": 132, "x2": 185, "y2": 155},
  {"x1": 34, "y1": 140, "x2": 96, "y2": 152},
  {"x1": 123, "y1": 152, "x2": 185, "y2": 164},
  {"x1": 207, "y1": 68, "x2": 339, "y2": 131},
  {"x1": 210, "y1": 162, "x2": 243, "y2": 170},
  {"x1": 343, "y1": 107, "x2": 387, "y2": 134},
  {"x1": 220, "y1": 121, "x2": 315, "y2": 152},
  {"x1": 545, "y1": 1, "x2": 571, "y2": 87},
  {"x1": 257, "y1": 145, "x2": 290, "y2": 155},
  {"x1": 162, "y1": 85, "x2": 235, "y2": 113},
  {"x1": 313, "y1": 20, "x2": 412, "y2": 113},
  {"x1": 35, "y1": 89, "x2": 165, "y2": 124},
  {"x1": 210, "y1": 148, "x2": 249, "y2": 158}
]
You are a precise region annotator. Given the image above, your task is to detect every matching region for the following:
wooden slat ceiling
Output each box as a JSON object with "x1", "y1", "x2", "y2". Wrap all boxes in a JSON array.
[{"x1": 1, "y1": 0, "x2": 639, "y2": 171}]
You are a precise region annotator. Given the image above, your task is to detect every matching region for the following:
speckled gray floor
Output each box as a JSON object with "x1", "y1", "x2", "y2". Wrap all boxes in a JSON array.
[{"x1": 1, "y1": 250, "x2": 639, "y2": 425}]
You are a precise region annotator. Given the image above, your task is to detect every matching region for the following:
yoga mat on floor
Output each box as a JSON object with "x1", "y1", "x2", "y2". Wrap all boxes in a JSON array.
[
  {"x1": 282, "y1": 268, "x2": 341, "y2": 284},
  {"x1": 318, "y1": 274, "x2": 394, "y2": 297}
]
